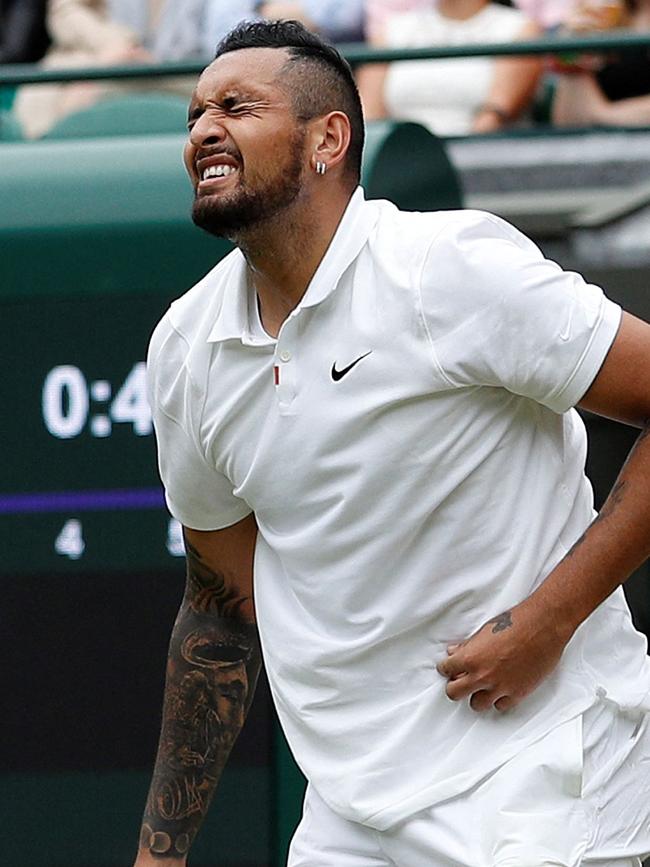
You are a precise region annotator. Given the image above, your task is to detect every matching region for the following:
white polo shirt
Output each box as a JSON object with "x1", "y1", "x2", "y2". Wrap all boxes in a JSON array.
[{"x1": 147, "y1": 189, "x2": 650, "y2": 830}]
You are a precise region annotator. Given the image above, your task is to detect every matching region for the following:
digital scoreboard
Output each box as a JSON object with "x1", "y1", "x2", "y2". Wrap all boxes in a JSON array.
[
  {"x1": 1, "y1": 289, "x2": 180, "y2": 576},
  {"x1": 0, "y1": 134, "x2": 309, "y2": 867},
  {"x1": 0, "y1": 282, "x2": 287, "y2": 867}
]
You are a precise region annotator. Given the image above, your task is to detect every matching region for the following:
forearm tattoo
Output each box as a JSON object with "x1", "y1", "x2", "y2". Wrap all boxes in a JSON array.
[
  {"x1": 139, "y1": 538, "x2": 261, "y2": 860},
  {"x1": 488, "y1": 611, "x2": 513, "y2": 634}
]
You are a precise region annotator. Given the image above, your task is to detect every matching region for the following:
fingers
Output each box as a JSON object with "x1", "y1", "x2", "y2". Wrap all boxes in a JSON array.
[
  {"x1": 444, "y1": 672, "x2": 475, "y2": 701},
  {"x1": 469, "y1": 690, "x2": 495, "y2": 712},
  {"x1": 494, "y1": 695, "x2": 516, "y2": 712},
  {"x1": 437, "y1": 653, "x2": 515, "y2": 712},
  {"x1": 435, "y1": 647, "x2": 466, "y2": 679},
  {"x1": 448, "y1": 678, "x2": 514, "y2": 712},
  {"x1": 436, "y1": 636, "x2": 519, "y2": 712}
]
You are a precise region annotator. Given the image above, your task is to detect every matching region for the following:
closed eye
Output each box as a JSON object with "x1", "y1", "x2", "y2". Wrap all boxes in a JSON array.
[{"x1": 224, "y1": 102, "x2": 263, "y2": 116}]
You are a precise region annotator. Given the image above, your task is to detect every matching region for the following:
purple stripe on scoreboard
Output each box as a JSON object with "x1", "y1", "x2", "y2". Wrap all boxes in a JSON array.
[{"x1": 0, "y1": 488, "x2": 166, "y2": 515}]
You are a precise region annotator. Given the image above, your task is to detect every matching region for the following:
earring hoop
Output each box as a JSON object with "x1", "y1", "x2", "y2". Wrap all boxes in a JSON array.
[{"x1": 315, "y1": 161, "x2": 327, "y2": 176}]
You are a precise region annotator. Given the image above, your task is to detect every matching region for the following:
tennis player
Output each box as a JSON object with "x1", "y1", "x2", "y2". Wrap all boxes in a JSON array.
[{"x1": 134, "y1": 20, "x2": 650, "y2": 867}]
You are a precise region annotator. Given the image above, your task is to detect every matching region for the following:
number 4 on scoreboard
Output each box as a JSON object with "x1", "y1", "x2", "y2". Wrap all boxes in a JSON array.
[{"x1": 55, "y1": 519, "x2": 86, "y2": 560}]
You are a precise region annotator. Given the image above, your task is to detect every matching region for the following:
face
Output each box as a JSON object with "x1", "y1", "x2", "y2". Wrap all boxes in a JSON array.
[{"x1": 184, "y1": 48, "x2": 309, "y2": 239}]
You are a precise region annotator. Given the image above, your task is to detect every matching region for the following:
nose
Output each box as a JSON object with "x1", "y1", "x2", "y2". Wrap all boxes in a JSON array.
[{"x1": 188, "y1": 111, "x2": 228, "y2": 149}]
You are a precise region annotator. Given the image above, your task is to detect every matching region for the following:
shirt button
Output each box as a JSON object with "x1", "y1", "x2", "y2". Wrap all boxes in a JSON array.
[{"x1": 279, "y1": 350, "x2": 292, "y2": 362}]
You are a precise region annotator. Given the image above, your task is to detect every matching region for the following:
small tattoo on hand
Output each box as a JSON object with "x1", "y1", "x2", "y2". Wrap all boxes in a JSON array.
[{"x1": 490, "y1": 611, "x2": 513, "y2": 634}]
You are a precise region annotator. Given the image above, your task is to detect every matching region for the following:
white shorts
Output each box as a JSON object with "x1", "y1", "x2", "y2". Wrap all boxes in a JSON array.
[{"x1": 288, "y1": 700, "x2": 650, "y2": 867}]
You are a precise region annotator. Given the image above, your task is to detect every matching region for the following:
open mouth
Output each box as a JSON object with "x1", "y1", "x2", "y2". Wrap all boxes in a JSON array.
[
  {"x1": 202, "y1": 164, "x2": 238, "y2": 182},
  {"x1": 196, "y1": 156, "x2": 240, "y2": 192}
]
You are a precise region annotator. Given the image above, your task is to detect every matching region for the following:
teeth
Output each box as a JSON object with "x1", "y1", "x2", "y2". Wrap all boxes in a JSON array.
[{"x1": 202, "y1": 164, "x2": 237, "y2": 180}]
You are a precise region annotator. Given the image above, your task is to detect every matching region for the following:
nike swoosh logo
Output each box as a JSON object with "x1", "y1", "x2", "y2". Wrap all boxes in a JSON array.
[{"x1": 331, "y1": 351, "x2": 372, "y2": 382}]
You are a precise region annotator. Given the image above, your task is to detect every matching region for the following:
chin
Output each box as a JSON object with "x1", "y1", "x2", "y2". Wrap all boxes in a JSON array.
[{"x1": 191, "y1": 196, "x2": 254, "y2": 238}]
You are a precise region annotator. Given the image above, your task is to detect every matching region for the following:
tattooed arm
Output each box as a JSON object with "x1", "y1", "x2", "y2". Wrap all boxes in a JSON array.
[
  {"x1": 437, "y1": 312, "x2": 650, "y2": 711},
  {"x1": 134, "y1": 514, "x2": 261, "y2": 866}
]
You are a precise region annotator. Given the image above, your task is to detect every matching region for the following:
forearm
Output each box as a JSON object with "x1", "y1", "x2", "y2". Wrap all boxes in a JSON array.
[
  {"x1": 136, "y1": 530, "x2": 261, "y2": 863},
  {"x1": 533, "y1": 422, "x2": 650, "y2": 640},
  {"x1": 596, "y1": 93, "x2": 650, "y2": 127},
  {"x1": 47, "y1": 0, "x2": 136, "y2": 53},
  {"x1": 475, "y1": 56, "x2": 542, "y2": 129},
  {"x1": 553, "y1": 73, "x2": 650, "y2": 128},
  {"x1": 473, "y1": 23, "x2": 542, "y2": 133}
]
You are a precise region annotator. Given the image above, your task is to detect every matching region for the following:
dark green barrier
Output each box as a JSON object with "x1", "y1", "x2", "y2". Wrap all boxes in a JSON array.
[{"x1": 0, "y1": 122, "x2": 460, "y2": 300}]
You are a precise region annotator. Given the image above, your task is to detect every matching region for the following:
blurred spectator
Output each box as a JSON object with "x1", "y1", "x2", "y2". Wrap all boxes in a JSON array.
[
  {"x1": 14, "y1": 0, "x2": 205, "y2": 138},
  {"x1": 357, "y1": 0, "x2": 543, "y2": 136},
  {"x1": 0, "y1": 0, "x2": 49, "y2": 63},
  {"x1": 200, "y1": 0, "x2": 365, "y2": 56},
  {"x1": 552, "y1": 0, "x2": 650, "y2": 126},
  {"x1": 365, "y1": 0, "x2": 431, "y2": 45}
]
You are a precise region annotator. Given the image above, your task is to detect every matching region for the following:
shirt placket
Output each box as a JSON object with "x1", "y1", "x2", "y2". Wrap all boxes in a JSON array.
[{"x1": 274, "y1": 315, "x2": 299, "y2": 416}]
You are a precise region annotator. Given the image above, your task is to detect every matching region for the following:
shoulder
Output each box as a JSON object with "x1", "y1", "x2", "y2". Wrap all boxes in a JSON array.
[
  {"x1": 416, "y1": 209, "x2": 550, "y2": 321},
  {"x1": 362, "y1": 205, "x2": 532, "y2": 305},
  {"x1": 370, "y1": 205, "x2": 535, "y2": 267},
  {"x1": 426, "y1": 208, "x2": 544, "y2": 279},
  {"x1": 147, "y1": 248, "x2": 241, "y2": 396},
  {"x1": 424, "y1": 208, "x2": 538, "y2": 256},
  {"x1": 167, "y1": 248, "x2": 241, "y2": 343}
]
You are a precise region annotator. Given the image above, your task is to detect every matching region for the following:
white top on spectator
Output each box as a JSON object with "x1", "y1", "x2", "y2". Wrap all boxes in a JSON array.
[{"x1": 384, "y1": 3, "x2": 527, "y2": 135}]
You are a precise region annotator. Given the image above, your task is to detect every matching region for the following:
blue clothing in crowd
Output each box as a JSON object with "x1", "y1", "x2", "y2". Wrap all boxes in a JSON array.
[{"x1": 201, "y1": 0, "x2": 365, "y2": 56}]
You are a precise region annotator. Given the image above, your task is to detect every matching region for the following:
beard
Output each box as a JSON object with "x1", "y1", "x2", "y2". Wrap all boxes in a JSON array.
[{"x1": 191, "y1": 130, "x2": 306, "y2": 239}]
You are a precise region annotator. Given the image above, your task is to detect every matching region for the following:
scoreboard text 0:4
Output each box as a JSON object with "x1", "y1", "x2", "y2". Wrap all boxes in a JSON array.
[{"x1": 0, "y1": 290, "x2": 182, "y2": 577}]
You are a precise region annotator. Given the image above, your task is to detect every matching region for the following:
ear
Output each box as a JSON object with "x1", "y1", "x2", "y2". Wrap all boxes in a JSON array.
[{"x1": 307, "y1": 111, "x2": 352, "y2": 175}]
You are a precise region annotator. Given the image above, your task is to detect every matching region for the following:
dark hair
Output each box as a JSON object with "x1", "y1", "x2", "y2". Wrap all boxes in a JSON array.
[{"x1": 214, "y1": 19, "x2": 365, "y2": 183}]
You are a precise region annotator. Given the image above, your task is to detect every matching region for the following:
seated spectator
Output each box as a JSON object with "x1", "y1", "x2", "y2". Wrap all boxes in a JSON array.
[
  {"x1": 200, "y1": 0, "x2": 365, "y2": 57},
  {"x1": 552, "y1": 0, "x2": 650, "y2": 127},
  {"x1": 13, "y1": 0, "x2": 213, "y2": 138},
  {"x1": 0, "y1": 0, "x2": 49, "y2": 64},
  {"x1": 357, "y1": 0, "x2": 543, "y2": 136}
]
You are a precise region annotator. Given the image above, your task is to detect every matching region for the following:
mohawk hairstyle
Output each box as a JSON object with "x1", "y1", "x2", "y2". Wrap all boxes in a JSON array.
[{"x1": 214, "y1": 19, "x2": 365, "y2": 183}]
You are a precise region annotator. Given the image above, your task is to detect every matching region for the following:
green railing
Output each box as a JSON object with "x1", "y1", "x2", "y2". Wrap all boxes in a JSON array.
[{"x1": 2, "y1": 31, "x2": 650, "y2": 87}]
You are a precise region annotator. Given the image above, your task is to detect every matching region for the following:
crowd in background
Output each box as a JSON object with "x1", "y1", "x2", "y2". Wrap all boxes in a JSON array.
[{"x1": 1, "y1": 0, "x2": 650, "y2": 138}]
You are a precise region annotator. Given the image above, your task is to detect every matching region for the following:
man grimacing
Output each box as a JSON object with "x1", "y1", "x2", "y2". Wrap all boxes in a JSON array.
[{"x1": 135, "y1": 20, "x2": 650, "y2": 867}]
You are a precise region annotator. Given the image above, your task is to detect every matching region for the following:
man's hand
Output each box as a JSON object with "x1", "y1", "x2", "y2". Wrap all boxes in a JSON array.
[{"x1": 436, "y1": 596, "x2": 570, "y2": 713}]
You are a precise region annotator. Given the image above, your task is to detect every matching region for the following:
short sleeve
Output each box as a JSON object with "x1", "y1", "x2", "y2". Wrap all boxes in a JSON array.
[
  {"x1": 147, "y1": 316, "x2": 252, "y2": 531},
  {"x1": 419, "y1": 211, "x2": 622, "y2": 413}
]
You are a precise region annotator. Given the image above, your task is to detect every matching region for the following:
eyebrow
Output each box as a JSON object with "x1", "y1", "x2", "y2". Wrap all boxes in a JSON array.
[{"x1": 187, "y1": 88, "x2": 266, "y2": 122}]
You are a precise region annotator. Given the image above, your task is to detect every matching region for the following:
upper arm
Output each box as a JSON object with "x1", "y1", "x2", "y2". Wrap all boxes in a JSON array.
[
  {"x1": 578, "y1": 311, "x2": 650, "y2": 427},
  {"x1": 183, "y1": 514, "x2": 258, "y2": 624},
  {"x1": 485, "y1": 21, "x2": 543, "y2": 115},
  {"x1": 147, "y1": 316, "x2": 252, "y2": 531},
  {"x1": 356, "y1": 63, "x2": 389, "y2": 120}
]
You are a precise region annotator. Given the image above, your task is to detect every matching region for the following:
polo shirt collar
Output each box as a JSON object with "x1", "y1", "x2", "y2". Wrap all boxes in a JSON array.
[
  {"x1": 207, "y1": 186, "x2": 377, "y2": 345},
  {"x1": 297, "y1": 186, "x2": 378, "y2": 309}
]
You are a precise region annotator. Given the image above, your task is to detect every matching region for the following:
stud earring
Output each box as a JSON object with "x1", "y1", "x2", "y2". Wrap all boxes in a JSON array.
[{"x1": 315, "y1": 161, "x2": 327, "y2": 175}]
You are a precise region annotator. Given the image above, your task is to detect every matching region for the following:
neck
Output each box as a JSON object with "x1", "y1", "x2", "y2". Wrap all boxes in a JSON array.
[
  {"x1": 235, "y1": 185, "x2": 355, "y2": 338},
  {"x1": 437, "y1": 0, "x2": 487, "y2": 20}
]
